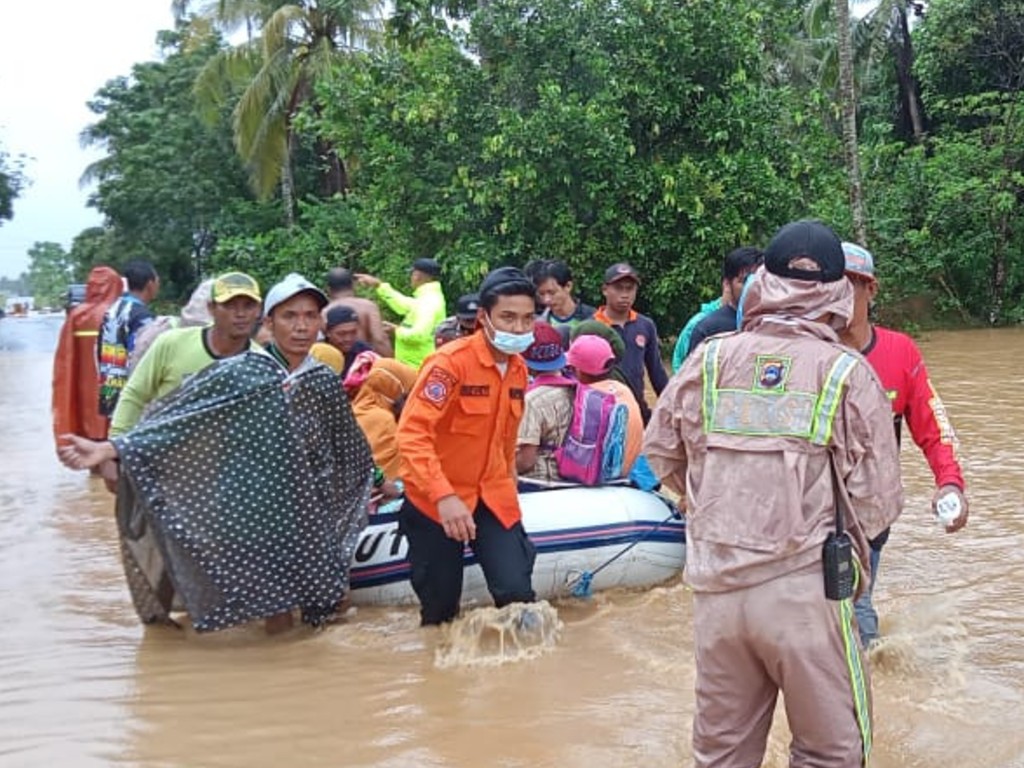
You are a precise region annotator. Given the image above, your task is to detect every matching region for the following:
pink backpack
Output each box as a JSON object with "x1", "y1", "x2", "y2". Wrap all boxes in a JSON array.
[{"x1": 555, "y1": 383, "x2": 627, "y2": 486}]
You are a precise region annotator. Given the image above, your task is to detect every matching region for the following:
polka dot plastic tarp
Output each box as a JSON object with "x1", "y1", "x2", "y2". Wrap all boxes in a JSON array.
[{"x1": 112, "y1": 351, "x2": 373, "y2": 632}]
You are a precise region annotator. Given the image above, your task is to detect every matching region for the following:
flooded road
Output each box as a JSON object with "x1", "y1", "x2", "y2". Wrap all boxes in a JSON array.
[{"x1": 1, "y1": 314, "x2": 1022, "y2": 767}]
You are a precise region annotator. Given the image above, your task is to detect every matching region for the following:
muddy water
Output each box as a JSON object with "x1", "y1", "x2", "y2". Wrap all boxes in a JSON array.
[{"x1": 1, "y1": 315, "x2": 1022, "y2": 767}]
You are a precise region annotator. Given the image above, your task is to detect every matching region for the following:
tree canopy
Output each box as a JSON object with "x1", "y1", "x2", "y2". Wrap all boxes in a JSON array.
[
  {"x1": 185, "y1": 0, "x2": 385, "y2": 212},
  {"x1": 47, "y1": 0, "x2": 1024, "y2": 330},
  {"x1": 0, "y1": 145, "x2": 26, "y2": 225},
  {"x1": 79, "y1": 25, "x2": 257, "y2": 299},
  {"x1": 25, "y1": 241, "x2": 72, "y2": 308}
]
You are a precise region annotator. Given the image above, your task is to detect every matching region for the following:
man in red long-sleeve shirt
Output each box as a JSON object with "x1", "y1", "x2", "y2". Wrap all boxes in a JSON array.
[{"x1": 840, "y1": 242, "x2": 970, "y2": 646}]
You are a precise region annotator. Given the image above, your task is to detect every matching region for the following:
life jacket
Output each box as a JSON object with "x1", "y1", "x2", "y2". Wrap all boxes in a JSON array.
[{"x1": 528, "y1": 374, "x2": 628, "y2": 486}]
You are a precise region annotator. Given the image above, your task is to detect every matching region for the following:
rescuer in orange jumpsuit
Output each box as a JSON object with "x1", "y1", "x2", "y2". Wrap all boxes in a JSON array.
[{"x1": 52, "y1": 266, "x2": 124, "y2": 448}]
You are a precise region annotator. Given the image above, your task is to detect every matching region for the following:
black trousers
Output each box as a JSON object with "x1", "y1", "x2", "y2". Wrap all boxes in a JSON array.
[{"x1": 398, "y1": 498, "x2": 536, "y2": 626}]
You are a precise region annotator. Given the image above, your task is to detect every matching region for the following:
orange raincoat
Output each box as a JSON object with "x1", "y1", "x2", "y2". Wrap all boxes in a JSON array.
[
  {"x1": 52, "y1": 267, "x2": 123, "y2": 446},
  {"x1": 351, "y1": 358, "x2": 418, "y2": 479}
]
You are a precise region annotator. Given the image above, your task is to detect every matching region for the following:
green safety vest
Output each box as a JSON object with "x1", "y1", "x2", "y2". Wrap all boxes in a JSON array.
[{"x1": 700, "y1": 337, "x2": 859, "y2": 445}]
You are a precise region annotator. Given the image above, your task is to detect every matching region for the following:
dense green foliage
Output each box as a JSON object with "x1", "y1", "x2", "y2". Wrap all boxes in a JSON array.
[
  {"x1": 25, "y1": 242, "x2": 73, "y2": 308},
  {"x1": 861, "y1": 0, "x2": 1024, "y2": 324},
  {"x1": 217, "y1": 0, "x2": 849, "y2": 330},
  {"x1": 22, "y1": 0, "x2": 1023, "y2": 330},
  {"x1": 0, "y1": 146, "x2": 26, "y2": 224},
  {"x1": 78, "y1": 27, "x2": 257, "y2": 300},
  {"x1": 185, "y1": 0, "x2": 383, "y2": 216}
]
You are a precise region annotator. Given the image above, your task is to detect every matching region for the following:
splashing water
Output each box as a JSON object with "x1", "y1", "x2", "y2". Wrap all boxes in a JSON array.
[
  {"x1": 435, "y1": 601, "x2": 562, "y2": 669},
  {"x1": 869, "y1": 595, "x2": 970, "y2": 683}
]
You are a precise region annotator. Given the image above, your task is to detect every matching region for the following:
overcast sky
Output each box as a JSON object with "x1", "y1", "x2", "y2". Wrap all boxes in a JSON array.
[{"x1": 0, "y1": 1, "x2": 176, "y2": 280}]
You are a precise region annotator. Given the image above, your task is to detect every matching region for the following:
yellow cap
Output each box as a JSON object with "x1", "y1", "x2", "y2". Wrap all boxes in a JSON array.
[{"x1": 211, "y1": 271, "x2": 261, "y2": 304}]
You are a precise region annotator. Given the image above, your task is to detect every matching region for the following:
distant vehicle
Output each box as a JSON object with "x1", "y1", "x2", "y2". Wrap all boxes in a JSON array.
[
  {"x1": 4, "y1": 296, "x2": 34, "y2": 316},
  {"x1": 64, "y1": 284, "x2": 87, "y2": 312}
]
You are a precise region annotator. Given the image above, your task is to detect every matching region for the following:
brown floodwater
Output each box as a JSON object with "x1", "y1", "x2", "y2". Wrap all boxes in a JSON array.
[{"x1": 1, "y1": 314, "x2": 1022, "y2": 767}]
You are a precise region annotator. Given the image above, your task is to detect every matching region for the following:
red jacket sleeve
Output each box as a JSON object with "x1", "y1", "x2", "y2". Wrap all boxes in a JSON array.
[{"x1": 901, "y1": 341, "x2": 965, "y2": 490}]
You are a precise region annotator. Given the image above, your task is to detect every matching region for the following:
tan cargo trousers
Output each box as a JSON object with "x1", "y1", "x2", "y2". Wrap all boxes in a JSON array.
[{"x1": 691, "y1": 565, "x2": 871, "y2": 767}]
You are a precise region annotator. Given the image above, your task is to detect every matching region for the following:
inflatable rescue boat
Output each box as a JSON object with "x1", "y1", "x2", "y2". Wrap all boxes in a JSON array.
[{"x1": 349, "y1": 485, "x2": 685, "y2": 606}]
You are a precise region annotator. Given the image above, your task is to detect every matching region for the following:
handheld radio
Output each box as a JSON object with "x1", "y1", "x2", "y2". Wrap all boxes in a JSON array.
[{"x1": 823, "y1": 455, "x2": 855, "y2": 601}]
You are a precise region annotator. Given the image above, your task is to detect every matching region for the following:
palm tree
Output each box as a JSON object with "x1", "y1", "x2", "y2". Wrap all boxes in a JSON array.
[
  {"x1": 835, "y1": 0, "x2": 869, "y2": 244},
  {"x1": 801, "y1": 0, "x2": 927, "y2": 142},
  {"x1": 879, "y1": 0, "x2": 927, "y2": 141},
  {"x1": 791, "y1": 0, "x2": 928, "y2": 244},
  {"x1": 176, "y1": 0, "x2": 385, "y2": 221}
]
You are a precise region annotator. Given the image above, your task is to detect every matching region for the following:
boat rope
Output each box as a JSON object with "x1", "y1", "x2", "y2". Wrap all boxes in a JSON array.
[{"x1": 565, "y1": 506, "x2": 682, "y2": 599}]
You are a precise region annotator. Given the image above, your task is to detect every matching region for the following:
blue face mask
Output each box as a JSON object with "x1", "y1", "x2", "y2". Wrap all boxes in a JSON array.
[{"x1": 484, "y1": 315, "x2": 534, "y2": 355}]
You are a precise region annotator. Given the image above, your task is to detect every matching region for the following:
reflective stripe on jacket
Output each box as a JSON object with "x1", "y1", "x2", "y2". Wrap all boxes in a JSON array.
[
  {"x1": 644, "y1": 316, "x2": 903, "y2": 593},
  {"x1": 376, "y1": 280, "x2": 447, "y2": 368}
]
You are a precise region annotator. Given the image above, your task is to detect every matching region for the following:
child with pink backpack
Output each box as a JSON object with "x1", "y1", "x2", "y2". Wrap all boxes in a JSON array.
[{"x1": 517, "y1": 327, "x2": 641, "y2": 489}]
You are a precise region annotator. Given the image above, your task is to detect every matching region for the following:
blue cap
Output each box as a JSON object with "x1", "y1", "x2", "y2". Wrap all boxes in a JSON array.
[{"x1": 842, "y1": 242, "x2": 876, "y2": 280}]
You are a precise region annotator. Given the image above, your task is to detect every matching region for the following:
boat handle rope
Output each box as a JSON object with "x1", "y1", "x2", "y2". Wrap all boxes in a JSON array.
[{"x1": 564, "y1": 506, "x2": 682, "y2": 599}]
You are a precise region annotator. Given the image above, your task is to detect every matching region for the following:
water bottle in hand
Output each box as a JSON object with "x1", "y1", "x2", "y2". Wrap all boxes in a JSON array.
[{"x1": 935, "y1": 492, "x2": 962, "y2": 526}]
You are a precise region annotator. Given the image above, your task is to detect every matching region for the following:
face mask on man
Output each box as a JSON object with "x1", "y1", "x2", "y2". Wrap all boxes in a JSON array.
[{"x1": 484, "y1": 314, "x2": 534, "y2": 355}]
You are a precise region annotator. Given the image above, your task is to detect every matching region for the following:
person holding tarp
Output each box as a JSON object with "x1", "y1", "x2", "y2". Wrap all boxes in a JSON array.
[
  {"x1": 108, "y1": 272, "x2": 263, "y2": 438},
  {"x1": 58, "y1": 273, "x2": 374, "y2": 634}
]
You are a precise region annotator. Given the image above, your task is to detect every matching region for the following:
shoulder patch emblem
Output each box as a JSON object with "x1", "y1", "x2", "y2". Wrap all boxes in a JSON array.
[
  {"x1": 419, "y1": 367, "x2": 458, "y2": 409},
  {"x1": 755, "y1": 355, "x2": 790, "y2": 390}
]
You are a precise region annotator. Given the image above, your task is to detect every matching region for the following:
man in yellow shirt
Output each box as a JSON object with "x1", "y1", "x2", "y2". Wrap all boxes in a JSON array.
[
  {"x1": 110, "y1": 272, "x2": 262, "y2": 437},
  {"x1": 355, "y1": 258, "x2": 447, "y2": 368}
]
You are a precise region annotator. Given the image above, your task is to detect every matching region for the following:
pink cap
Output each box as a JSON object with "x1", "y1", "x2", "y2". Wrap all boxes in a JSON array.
[{"x1": 566, "y1": 335, "x2": 615, "y2": 376}]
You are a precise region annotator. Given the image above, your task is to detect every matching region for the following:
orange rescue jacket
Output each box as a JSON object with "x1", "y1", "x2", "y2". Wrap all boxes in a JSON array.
[{"x1": 397, "y1": 330, "x2": 526, "y2": 528}]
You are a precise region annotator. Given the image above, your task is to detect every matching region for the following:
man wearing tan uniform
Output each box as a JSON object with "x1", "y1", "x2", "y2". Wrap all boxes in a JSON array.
[{"x1": 644, "y1": 220, "x2": 903, "y2": 767}]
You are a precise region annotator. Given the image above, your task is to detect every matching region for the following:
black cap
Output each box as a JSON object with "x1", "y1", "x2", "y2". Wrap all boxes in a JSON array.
[
  {"x1": 456, "y1": 293, "x2": 481, "y2": 320},
  {"x1": 325, "y1": 305, "x2": 359, "y2": 329},
  {"x1": 763, "y1": 220, "x2": 845, "y2": 283},
  {"x1": 603, "y1": 263, "x2": 641, "y2": 285},
  {"x1": 411, "y1": 258, "x2": 441, "y2": 277},
  {"x1": 478, "y1": 266, "x2": 534, "y2": 302}
]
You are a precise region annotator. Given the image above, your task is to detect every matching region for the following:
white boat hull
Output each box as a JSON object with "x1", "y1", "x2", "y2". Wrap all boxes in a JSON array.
[{"x1": 349, "y1": 486, "x2": 685, "y2": 606}]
